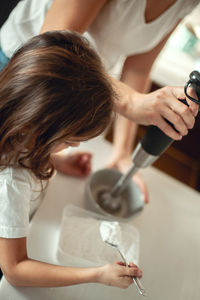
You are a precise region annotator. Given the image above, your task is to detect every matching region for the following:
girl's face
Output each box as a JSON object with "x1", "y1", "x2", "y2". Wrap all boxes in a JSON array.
[{"x1": 51, "y1": 139, "x2": 81, "y2": 154}]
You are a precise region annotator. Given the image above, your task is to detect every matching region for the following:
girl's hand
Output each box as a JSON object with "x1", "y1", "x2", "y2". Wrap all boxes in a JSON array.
[
  {"x1": 53, "y1": 152, "x2": 92, "y2": 177},
  {"x1": 97, "y1": 262, "x2": 142, "y2": 289}
]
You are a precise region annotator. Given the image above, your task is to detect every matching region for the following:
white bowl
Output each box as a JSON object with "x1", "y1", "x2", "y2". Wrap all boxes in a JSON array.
[{"x1": 56, "y1": 204, "x2": 140, "y2": 267}]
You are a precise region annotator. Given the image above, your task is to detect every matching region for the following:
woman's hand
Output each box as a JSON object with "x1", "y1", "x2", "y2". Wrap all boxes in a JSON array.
[
  {"x1": 128, "y1": 86, "x2": 198, "y2": 140},
  {"x1": 112, "y1": 76, "x2": 199, "y2": 140},
  {"x1": 107, "y1": 153, "x2": 148, "y2": 203},
  {"x1": 97, "y1": 262, "x2": 142, "y2": 289},
  {"x1": 53, "y1": 152, "x2": 92, "y2": 177}
]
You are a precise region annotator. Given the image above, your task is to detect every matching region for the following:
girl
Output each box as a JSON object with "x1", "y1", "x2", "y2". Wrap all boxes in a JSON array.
[{"x1": 0, "y1": 30, "x2": 142, "y2": 288}]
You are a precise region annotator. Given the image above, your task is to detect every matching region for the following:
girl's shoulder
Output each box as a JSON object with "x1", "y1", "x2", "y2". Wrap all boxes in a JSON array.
[
  {"x1": 0, "y1": 166, "x2": 39, "y2": 190},
  {"x1": 0, "y1": 166, "x2": 42, "y2": 238}
]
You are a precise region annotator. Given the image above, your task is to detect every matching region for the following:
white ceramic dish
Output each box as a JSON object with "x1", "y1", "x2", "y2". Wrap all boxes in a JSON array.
[{"x1": 56, "y1": 204, "x2": 140, "y2": 267}]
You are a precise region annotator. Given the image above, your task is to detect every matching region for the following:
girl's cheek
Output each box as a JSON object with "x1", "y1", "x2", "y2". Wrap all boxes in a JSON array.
[{"x1": 51, "y1": 143, "x2": 68, "y2": 154}]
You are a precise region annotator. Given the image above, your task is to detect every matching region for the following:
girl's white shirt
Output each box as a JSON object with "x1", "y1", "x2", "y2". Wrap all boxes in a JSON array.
[
  {"x1": 0, "y1": 0, "x2": 198, "y2": 78},
  {"x1": 0, "y1": 166, "x2": 44, "y2": 238}
]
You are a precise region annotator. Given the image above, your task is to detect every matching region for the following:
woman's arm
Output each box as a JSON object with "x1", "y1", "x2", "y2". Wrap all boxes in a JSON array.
[
  {"x1": 40, "y1": 0, "x2": 107, "y2": 33},
  {"x1": 0, "y1": 237, "x2": 141, "y2": 288},
  {"x1": 110, "y1": 23, "x2": 181, "y2": 162}
]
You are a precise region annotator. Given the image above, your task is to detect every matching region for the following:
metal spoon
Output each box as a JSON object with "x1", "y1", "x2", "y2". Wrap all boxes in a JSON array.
[{"x1": 104, "y1": 239, "x2": 147, "y2": 296}]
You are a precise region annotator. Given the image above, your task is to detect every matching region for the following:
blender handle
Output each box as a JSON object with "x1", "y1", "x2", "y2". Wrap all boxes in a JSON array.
[{"x1": 140, "y1": 99, "x2": 189, "y2": 156}]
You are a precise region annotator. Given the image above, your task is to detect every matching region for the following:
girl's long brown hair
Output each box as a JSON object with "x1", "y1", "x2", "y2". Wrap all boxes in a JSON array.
[{"x1": 0, "y1": 31, "x2": 115, "y2": 180}]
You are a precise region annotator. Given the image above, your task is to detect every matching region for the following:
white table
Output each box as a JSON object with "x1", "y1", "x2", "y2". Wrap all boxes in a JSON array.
[{"x1": 1, "y1": 136, "x2": 200, "y2": 300}]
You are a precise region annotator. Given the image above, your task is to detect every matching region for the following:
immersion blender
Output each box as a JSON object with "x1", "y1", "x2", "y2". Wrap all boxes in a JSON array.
[{"x1": 98, "y1": 70, "x2": 200, "y2": 212}]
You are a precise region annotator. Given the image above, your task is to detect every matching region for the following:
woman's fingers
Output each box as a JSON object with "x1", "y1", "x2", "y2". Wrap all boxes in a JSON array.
[
  {"x1": 170, "y1": 86, "x2": 196, "y2": 128},
  {"x1": 153, "y1": 114, "x2": 182, "y2": 140},
  {"x1": 185, "y1": 86, "x2": 199, "y2": 117},
  {"x1": 151, "y1": 86, "x2": 198, "y2": 140},
  {"x1": 161, "y1": 107, "x2": 189, "y2": 136}
]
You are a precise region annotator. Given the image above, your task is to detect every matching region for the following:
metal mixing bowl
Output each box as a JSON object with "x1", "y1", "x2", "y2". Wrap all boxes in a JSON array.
[{"x1": 84, "y1": 168, "x2": 145, "y2": 221}]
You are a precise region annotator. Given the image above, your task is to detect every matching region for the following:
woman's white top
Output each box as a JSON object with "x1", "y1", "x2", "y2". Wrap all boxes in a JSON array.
[
  {"x1": 0, "y1": 0, "x2": 198, "y2": 77},
  {"x1": 0, "y1": 166, "x2": 43, "y2": 238}
]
